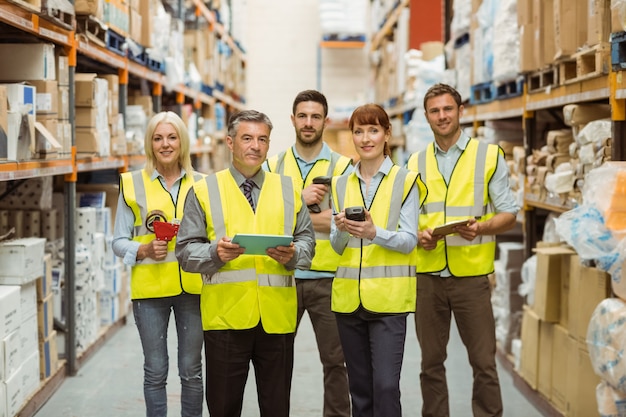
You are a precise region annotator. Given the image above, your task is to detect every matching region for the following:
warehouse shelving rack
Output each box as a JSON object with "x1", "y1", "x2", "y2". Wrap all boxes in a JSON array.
[{"x1": 0, "y1": 0, "x2": 245, "y2": 414}]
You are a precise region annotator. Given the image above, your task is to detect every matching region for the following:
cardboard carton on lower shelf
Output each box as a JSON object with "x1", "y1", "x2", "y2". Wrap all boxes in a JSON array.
[
  {"x1": 566, "y1": 339, "x2": 601, "y2": 417},
  {"x1": 519, "y1": 305, "x2": 540, "y2": 389},
  {"x1": 532, "y1": 245, "x2": 575, "y2": 323}
]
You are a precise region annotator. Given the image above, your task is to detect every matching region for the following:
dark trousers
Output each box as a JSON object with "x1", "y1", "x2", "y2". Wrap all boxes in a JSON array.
[
  {"x1": 296, "y1": 278, "x2": 351, "y2": 417},
  {"x1": 204, "y1": 324, "x2": 295, "y2": 417},
  {"x1": 336, "y1": 309, "x2": 407, "y2": 417},
  {"x1": 415, "y1": 273, "x2": 503, "y2": 417}
]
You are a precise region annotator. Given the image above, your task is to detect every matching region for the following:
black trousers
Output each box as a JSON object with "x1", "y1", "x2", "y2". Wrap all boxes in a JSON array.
[{"x1": 204, "y1": 324, "x2": 295, "y2": 417}]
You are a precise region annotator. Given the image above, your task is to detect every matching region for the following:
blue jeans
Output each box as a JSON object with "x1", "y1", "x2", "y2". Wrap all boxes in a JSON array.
[{"x1": 133, "y1": 294, "x2": 204, "y2": 417}]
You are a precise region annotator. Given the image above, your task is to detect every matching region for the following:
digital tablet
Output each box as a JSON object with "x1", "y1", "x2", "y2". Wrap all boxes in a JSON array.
[
  {"x1": 232, "y1": 234, "x2": 294, "y2": 255},
  {"x1": 432, "y1": 219, "x2": 472, "y2": 236}
]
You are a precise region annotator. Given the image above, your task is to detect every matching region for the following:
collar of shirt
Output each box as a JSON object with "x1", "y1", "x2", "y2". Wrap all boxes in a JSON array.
[
  {"x1": 150, "y1": 168, "x2": 187, "y2": 184},
  {"x1": 434, "y1": 133, "x2": 471, "y2": 155},
  {"x1": 229, "y1": 165, "x2": 265, "y2": 189},
  {"x1": 292, "y1": 143, "x2": 332, "y2": 179},
  {"x1": 353, "y1": 155, "x2": 394, "y2": 181}
]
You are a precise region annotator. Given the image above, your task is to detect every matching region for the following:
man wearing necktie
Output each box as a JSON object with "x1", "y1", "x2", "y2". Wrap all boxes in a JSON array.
[{"x1": 175, "y1": 109, "x2": 316, "y2": 417}]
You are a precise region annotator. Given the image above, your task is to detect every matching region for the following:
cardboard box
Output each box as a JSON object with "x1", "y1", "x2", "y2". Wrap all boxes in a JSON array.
[
  {"x1": 2, "y1": 330, "x2": 21, "y2": 381},
  {"x1": 0, "y1": 286, "x2": 21, "y2": 340},
  {"x1": 532, "y1": 246, "x2": 575, "y2": 322},
  {"x1": 537, "y1": 321, "x2": 554, "y2": 399},
  {"x1": 535, "y1": 0, "x2": 556, "y2": 68},
  {"x1": 519, "y1": 23, "x2": 538, "y2": 72},
  {"x1": 566, "y1": 339, "x2": 601, "y2": 416},
  {"x1": 520, "y1": 305, "x2": 540, "y2": 389},
  {"x1": 550, "y1": 324, "x2": 569, "y2": 413},
  {"x1": 0, "y1": 237, "x2": 46, "y2": 284},
  {"x1": 55, "y1": 54, "x2": 69, "y2": 87},
  {"x1": 553, "y1": 0, "x2": 587, "y2": 59},
  {"x1": 559, "y1": 251, "x2": 571, "y2": 328},
  {"x1": 28, "y1": 80, "x2": 58, "y2": 115},
  {"x1": 0, "y1": 43, "x2": 55, "y2": 81},
  {"x1": 75, "y1": 73, "x2": 108, "y2": 108},
  {"x1": 517, "y1": 0, "x2": 533, "y2": 26},
  {"x1": 75, "y1": 0, "x2": 103, "y2": 17},
  {"x1": 574, "y1": 264, "x2": 610, "y2": 343},
  {"x1": 3, "y1": 365, "x2": 24, "y2": 417},
  {"x1": 75, "y1": 107, "x2": 98, "y2": 128},
  {"x1": 588, "y1": 0, "x2": 611, "y2": 47},
  {"x1": 21, "y1": 350, "x2": 40, "y2": 399},
  {"x1": 138, "y1": 0, "x2": 154, "y2": 47},
  {"x1": 20, "y1": 314, "x2": 38, "y2": 360},
  {"x1": 20, "y1": 281, "x2": 37, "y2": 322},
  {"x1": 58, "y1": 85, "x2": 69, "y2": 120},
  {"x1": 3, "y1": 83, "x2": 36, "y2": 116},
  {"x1": 34, "y1": 121, "x2": 62, "y2": 158}
]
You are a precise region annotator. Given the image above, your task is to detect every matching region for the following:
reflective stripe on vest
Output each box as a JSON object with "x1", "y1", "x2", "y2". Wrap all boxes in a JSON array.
[
  {"x1": 330, "y1": 166, "x2": 418, "y2": 313},
  {"x1": 408, "y1": 139, "x2": 499, "y2": 276},
  {"x1": 194, "y1": 170, "x2": 299, "y2": 333},
  {"x1": 121, "y1": 170, "x2": 204, "y2": 299},
  {"x1": 267, "y1": 149, "x2": 352, "y2": 272}
]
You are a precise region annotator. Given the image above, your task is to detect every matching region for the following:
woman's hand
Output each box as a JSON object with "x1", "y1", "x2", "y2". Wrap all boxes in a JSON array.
[
  {"x1": 141, "y1": 239, "x2": 169, "y2": 261},
  {"x1": 337, "y1": 209, "x2": 376, "y2": 240}
]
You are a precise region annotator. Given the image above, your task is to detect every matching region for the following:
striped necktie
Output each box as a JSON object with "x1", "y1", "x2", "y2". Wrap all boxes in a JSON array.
[{"x1": 242, "y1": 179, "x2": 255, "y2": 211}]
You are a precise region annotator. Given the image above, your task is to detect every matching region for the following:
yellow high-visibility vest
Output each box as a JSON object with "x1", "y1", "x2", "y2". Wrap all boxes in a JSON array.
[
  {"x1": 121, "y1": 169, "x2": 204, "y2": 299},
  {"x1": 406, "y1": 138, "x2": 500, "y2": 276},
  {"x1": 330, "y1": 165, "x2": 421, "y2": 313},
  {"x1": 266, "y1": 149, "x2": 351, "y2": 272},
  {"x1": 193, "y1": 170, "x2": 301, "y2": 334}
]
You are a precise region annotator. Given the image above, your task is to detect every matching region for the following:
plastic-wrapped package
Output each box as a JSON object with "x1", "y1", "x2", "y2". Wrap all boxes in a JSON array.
[
  {"x1": 492, "y1": 0, "x2": 519, "y2": 82},
  {"x1": 554, "y1": 205, "x2": 620, "y2": 272},
  {"x1": 596, "y1": 379, "x2": 626, "y2": 417},
  {"x1": 518, "y1": 255, "x2": 537, "y2": 307},
  {"x1": 587, "y1": 298, "x2": 626, "y2": 393}
]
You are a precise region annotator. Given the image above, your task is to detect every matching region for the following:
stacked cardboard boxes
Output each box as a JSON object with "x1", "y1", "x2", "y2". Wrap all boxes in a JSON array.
[{"x1": 518, "y1": 245, "x2": 611, "y2": 415}]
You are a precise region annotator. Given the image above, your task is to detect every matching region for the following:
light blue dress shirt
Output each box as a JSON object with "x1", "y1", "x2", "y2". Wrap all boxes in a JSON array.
[
  {"x1": 264, "y1": 143, "x2": 353, "y2": 279},
  {"x1": 431, "y1": 135, "x2": 519, "y2": 277},
  {"x1": 330, "y1": 156, "x2": 419, "y2": 255}
]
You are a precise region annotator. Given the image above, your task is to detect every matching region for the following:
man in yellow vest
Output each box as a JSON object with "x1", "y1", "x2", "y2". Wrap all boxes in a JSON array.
[
  {"x1": 263, "y1": 90, "x2": 352, "y2": 417},
  {"x1": 175, "y1": 110, "x2": 316, "y2": 417},
  {"x1": 406, "y1": 83, "x2": 519, "y2": 417}
]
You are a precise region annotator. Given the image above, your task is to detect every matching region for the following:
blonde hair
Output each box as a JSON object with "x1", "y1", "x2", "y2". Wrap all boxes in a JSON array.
[{"x1": 143, "y1": 111, "x2": 194, "y2": 176}]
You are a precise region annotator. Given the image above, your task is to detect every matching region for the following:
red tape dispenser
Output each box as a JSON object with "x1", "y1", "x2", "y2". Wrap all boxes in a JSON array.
[{"x1": 153, "y1": 220, "x2": 180, "y2": 241}]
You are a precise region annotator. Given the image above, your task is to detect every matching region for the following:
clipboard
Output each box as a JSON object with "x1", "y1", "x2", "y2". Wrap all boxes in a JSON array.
[
  {"x1": 432, "y1": 219, "x2": 471, "y2": 236},
  {"x1": 232, "y1": 234, "x2": 294, "y2": 255}
]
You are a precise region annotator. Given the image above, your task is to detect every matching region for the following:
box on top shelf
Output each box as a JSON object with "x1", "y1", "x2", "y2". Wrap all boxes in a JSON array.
[{"x1": 0, "y1": 43, "x2": 55, "y2": 81}]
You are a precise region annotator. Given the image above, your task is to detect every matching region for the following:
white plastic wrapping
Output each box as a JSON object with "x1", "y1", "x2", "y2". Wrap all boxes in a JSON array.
[
  {"x1": 577, "y1": 119, "x2": 612, "y2": 146},
  {"x1": 518, "y1": 254, "x2": 537, "y2": 306},
  {"x1": 587, "y1": 298, "x2": 626, "y2": 393},
  {"x1": 544, "y1": 164, "x2": 575, "y2": 194},
  {"x1": 554, "y1": 205, "x2": 620, "y2": 272},
  {"x1": 596, "y1": 379, "x2": 626, "y2": 417},
  {"x1": 450, "y1": 0, "x2": 472, "y2": 41},
  {"x1": 492, "y1": 0, "x2": 519, "y2": 82}
]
